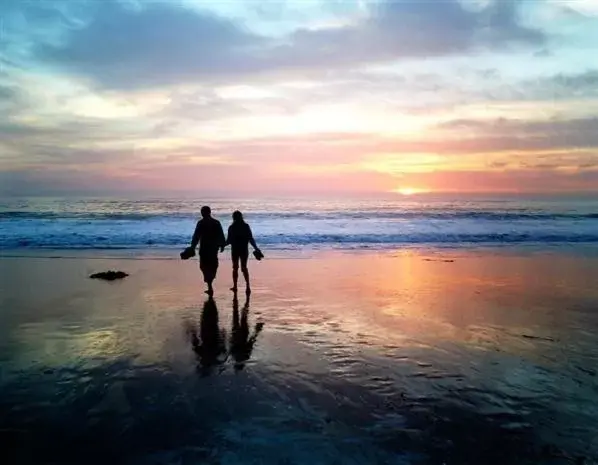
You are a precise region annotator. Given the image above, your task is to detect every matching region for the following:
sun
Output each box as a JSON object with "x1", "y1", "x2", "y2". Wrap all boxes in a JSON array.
[{"x1": 393, "y1": 187, "x2": 427, "y2": 196}]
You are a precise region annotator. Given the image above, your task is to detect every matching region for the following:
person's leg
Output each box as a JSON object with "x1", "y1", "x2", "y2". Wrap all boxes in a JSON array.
[
  {"x1": 240, "y1": 250, "x2": 250, "y2": 294},
  {"x1": 200, "y1": 252, "x2": 218, "y2": 296},
  {"x1": 199, "y1": 256, "x2": 208, "y2": 291},
  {"x1": 208, "y1": 253, "x2": 219, "y2": 296},
  {"x1": 231, "y1": 251, "x2": 240, "y2": 292}
]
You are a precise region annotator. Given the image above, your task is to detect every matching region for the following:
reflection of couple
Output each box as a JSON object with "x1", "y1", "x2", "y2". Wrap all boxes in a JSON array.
[
  {"x1": 187, "y1": 206, "x2": 262, "y2": 297},
  {"x1": 186, "y1": 296, "x2": 264, "y2": 375}
]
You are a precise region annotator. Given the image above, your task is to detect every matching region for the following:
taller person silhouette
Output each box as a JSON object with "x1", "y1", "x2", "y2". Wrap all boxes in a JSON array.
[{"x1": 189, "y1": 206, "x2": 226, "y2": 296}]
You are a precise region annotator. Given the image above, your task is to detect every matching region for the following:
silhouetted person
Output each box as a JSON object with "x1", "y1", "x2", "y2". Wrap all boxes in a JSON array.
[
  {"x1": 186, "y1": 298, "x2": 226, "y2": 376},
  {"x1": 225, "y1": 210, "x2": 261, "y2": 294},
  {"x1": 230, "y1": 294, "x2": 263, "y2": 371},
  {"x1": 189, "y1": 206, "x2": 225, "y2": 296}
]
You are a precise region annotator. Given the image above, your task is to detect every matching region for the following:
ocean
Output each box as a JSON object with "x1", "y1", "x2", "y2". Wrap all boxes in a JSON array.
[{"x1": 1, "y1": 195, "x2": 598, "y2": 252}]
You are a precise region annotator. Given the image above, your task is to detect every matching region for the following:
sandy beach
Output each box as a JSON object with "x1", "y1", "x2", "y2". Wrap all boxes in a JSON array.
[{"x1": 1, "y1": 250, "x2": 598, "y2": 464}]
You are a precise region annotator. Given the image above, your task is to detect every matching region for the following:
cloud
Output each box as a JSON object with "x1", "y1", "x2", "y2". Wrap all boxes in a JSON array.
[
  {"x1": 403, "y1": 168, "x2": 598, "y2": 193},
  {"x1": 2, "y1": 117, "x2": 598, "y2": 196},
  {"x1": 0, "y1": 148, "x2": 393, "y2": 196},
  {"x1": 480, "y1": 69, "x2": 598, "y2": 102},
  {"x1": 437, "y1": 117, "x2": 598, "y2": 152},
  {"x1": 33, "y1": 1, "x2": 265, "y2": 89},
  {"x1": 535, "y1": 69, "x2": 598, "y2": 99},
  {"x1": 285, "y1": 0, "x2": 543, "y2": 65},
  {"x1": 30, "y1": 0, "x2": 545, "y2": 89},
  {"x1": 0, "y1": 84, "x2": 17, "y2": 102},
  {"x1": 0, "y1": 167, "x2": 128, "y2": 196}
]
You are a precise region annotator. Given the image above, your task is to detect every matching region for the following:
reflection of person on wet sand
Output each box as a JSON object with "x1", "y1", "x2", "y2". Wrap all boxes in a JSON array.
[
  {"x1": 230, "y1": 294, "x2": 264, "y2": 371},
  {"x1": 185, "y1": 298, "x2": 227, "y2": 376}
]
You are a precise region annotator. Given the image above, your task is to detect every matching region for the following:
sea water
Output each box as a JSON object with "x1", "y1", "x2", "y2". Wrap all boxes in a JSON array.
[{"x1": 1, "y1": 195, "x2": 598, "y2": 251}]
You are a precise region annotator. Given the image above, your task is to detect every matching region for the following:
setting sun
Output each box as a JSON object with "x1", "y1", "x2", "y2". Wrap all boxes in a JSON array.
[{"x1": 393, "y1": 187, "x2": 427, "y2": 196}]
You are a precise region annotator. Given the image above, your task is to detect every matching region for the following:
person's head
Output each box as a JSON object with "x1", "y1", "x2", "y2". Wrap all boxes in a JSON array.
[
  {"x1": 232, "y1": 210, "x2": 243, "y2": 223},
  {"x1": 200, "y1": 206, "x2": 211, "y2": 218}
]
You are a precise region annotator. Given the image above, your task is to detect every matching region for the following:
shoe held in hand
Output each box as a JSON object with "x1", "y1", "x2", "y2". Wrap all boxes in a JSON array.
[{"x1": 180, "y1": 247, "x2": 196, "y2": 260}]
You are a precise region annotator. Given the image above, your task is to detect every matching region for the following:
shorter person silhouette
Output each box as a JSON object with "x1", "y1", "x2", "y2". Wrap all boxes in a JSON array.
[{"x1": 225, "y1": 210, "x2": 261, "y2": 295}]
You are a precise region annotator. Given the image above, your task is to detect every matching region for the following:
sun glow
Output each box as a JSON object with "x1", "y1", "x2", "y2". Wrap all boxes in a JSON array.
[{"x1": 393, "y1": 187, "x2": 428, "y2": 196}]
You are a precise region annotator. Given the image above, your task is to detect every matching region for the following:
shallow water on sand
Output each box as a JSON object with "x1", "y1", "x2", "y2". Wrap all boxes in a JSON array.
[{"x1": 1, "y1": 251, "x2": 598, "y2": 464}]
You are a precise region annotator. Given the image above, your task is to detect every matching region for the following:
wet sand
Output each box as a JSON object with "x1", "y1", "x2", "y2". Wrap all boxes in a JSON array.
[{"x1": 1, "y1": 250, "x2": 598, "y2": 464}]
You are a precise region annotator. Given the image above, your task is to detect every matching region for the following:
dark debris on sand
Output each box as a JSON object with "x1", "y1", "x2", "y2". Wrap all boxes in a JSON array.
[{"x1": 89, "y1": 271, "x2": 129, "y2": 281}]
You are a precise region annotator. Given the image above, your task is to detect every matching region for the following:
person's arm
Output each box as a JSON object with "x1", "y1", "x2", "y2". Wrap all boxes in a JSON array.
[
  {"x1": 247, "y1": 224, "x2": 259, "y2": 250},
  {"x1": 218, "y1": 222, "x2": 226, "y2": 252},
  {"x1": 248, "y1": 322, "x2": 264, "y2": 345},
  {"x1": 190, "y1": 221, "x2": 201, "y2": 249},
  {"x1": 225, "y1": 225, "x2": 231, "y2": 247}
]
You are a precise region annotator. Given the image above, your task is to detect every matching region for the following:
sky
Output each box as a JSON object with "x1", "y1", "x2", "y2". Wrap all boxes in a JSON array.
[{"x1": 1, "y1": 0, "x2": 598, "y2": 196}]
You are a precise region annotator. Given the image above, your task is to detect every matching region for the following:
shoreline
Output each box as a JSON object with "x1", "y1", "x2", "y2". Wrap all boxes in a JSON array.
[{"x1": 3, "y1": 242, "x2": 598, "y2": 261}]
